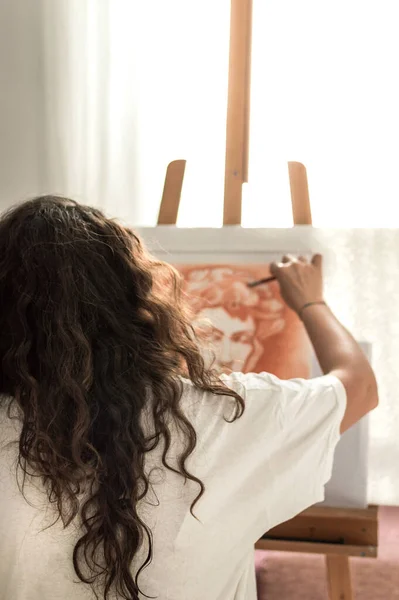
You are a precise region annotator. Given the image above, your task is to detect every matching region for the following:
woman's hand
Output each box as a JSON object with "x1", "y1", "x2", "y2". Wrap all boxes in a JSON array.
[{"x1": 270, "y1": 254, "x2": 324, "y2": 314}]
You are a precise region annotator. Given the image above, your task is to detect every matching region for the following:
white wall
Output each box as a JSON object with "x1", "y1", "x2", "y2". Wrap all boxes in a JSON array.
[{"x1": 0, "y1": 0, "x2": 45, "y2": 211}]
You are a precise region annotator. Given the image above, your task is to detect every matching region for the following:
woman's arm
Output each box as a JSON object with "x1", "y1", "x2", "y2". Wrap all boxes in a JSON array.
[{"x1": 270, "y1": 254, "x2": 379, "y2": 433}]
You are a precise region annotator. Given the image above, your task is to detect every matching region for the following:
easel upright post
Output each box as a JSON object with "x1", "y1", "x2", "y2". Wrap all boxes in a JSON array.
[
  {"x1": 157, "y1": 160, "x2": 186, "y2": 225},
  {"x1": 288, "y1": 161, "x2": 312, "y2": 225},
  {"x1": 223, "y1": 0, "x2": 253, "y2": 225}
]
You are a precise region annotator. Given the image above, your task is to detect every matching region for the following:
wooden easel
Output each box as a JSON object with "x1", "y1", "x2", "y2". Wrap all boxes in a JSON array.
[
  {"x1": 157, "y1": 1, "x2": 378, "y2": 598},
  {"x1": 157, "y1": 157, "x2": 378, "y2": 600}
]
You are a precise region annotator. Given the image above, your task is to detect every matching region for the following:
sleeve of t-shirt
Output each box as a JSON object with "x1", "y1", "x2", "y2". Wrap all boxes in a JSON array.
[{"x1": 220, "y1": 371, "x2": 347, "y2": 540}]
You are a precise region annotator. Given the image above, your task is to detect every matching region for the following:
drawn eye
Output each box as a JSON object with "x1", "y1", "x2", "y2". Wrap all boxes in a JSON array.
[{"x1": 210, "y1": 330, "x2": 223, "y2": 342}]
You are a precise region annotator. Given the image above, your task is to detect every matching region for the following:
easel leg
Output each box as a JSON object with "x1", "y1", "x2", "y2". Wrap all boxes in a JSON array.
[{"x1": 326, "y1": 555, "x2": 353, "y2": 600}]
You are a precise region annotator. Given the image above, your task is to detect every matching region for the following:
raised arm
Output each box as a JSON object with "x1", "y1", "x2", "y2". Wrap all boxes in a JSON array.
[{"x1": 270, "y1": 254, "x2": 378, "y2": 433}]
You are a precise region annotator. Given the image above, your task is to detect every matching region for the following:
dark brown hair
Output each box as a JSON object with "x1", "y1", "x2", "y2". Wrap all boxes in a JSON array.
[{"x1": 0, "y1": 196, "x2": 244, "y2": 599}]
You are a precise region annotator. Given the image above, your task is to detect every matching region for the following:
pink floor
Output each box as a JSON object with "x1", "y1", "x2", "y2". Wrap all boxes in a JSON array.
[{"x1": 255, "y1": 506, "x2": 399, "y2": 599}]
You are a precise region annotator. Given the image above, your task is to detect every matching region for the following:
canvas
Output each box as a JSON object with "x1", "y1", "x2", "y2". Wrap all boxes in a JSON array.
[
  {"x1": 137, "y1": 227, "x2": 370, "y2": 509},
  {"x1": 177, "y1": 263, "x2": 311, "y2": 379}
]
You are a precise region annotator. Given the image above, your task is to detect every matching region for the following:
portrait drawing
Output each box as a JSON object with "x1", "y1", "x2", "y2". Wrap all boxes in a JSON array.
[{"x1": 177, "y1": 264, "x2": 311, "y2": 379}]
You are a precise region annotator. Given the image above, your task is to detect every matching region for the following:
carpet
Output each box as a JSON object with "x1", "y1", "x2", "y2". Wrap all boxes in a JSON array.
[{"x1": 255, "y1": 506, "x2": 399, "y2": 599}]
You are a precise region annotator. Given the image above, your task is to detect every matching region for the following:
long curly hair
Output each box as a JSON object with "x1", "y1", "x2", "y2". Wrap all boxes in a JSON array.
[{"x1": 0, "y1": 196, "x2": 244, "y2": 599}]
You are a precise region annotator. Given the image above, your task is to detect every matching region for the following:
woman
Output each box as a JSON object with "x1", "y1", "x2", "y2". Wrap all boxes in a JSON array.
[{"x1": 0, "y1": 196, "x2": 378, "y2": 600}]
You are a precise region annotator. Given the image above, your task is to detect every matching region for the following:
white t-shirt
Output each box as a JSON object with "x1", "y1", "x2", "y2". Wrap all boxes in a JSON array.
[{"x1": 0, "y1": 372, "x2": 346, "y2": 600}]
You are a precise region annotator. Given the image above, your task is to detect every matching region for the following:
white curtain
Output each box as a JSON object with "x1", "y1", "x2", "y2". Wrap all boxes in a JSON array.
[
  {"x1": 38, "y1": 0, "x2": 231, "y2": 226},
  {"x1": 0, "y1": 0, "x2": 230, "y2": 224},
  {"x1": 0, "y1": 0, "x2": 399, "y2": 503}
]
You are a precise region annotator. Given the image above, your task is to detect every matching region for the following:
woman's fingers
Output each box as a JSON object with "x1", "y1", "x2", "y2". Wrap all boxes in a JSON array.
[
  {"x1": 281, "y1": 254, "x2": 319, "y2": 266},
  {"x1": 311, "y1": 253, "x2": 323, "y2": 268},
  {"x1": 271, "y1": 253, "x2": 318, "y2": 276},
  {"x1": 282, "y1": 254, "x2": 299, "y2": 264},
  {"x1": 271, "y1": 255, "x2": 297, "y2": 274},
  {"x1": 269, "y1": 261, "x2": 279, "y2": 275}
]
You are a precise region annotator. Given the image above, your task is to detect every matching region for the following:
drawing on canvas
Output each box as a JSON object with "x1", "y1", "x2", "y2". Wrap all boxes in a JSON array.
[{"x1": 177, "y1": 264, "x2": 311, "y2": 379}]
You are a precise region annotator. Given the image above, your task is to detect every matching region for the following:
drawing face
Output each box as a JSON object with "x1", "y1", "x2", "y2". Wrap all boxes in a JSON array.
[
  {"x1": 198, "y1": 306, "x2": 256, "y2": 371},
  {"x1": 177, "y1": 263, "x2": 312, "y2": 379}
]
